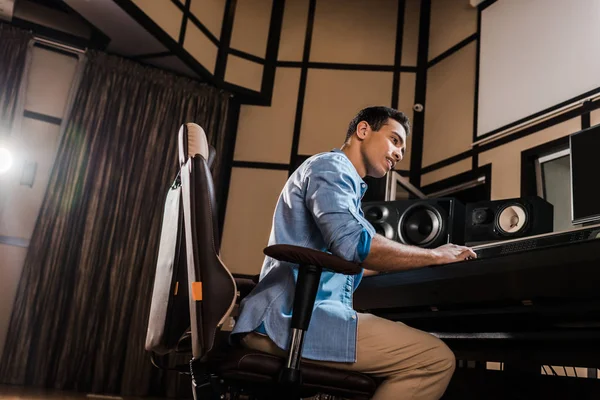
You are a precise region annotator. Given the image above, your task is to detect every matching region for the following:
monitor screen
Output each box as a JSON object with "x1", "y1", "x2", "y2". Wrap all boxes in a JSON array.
[{"x1": 570, "y1": 125, "x2": 600, "y2": 224}]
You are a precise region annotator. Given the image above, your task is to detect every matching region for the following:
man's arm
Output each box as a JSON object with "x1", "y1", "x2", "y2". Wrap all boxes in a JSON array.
[{"x1": 361, "y1": 234, "x2": 476, "y2": 274}]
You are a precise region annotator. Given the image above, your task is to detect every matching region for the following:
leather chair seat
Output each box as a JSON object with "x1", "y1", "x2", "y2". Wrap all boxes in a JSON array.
[{"x1": 213, "y1": 346, "x2": 379, "y2": 399}]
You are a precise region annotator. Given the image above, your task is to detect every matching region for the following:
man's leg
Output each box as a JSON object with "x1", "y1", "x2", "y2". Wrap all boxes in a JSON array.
[{"x1": 241, "y1": 313, "x2": 455, "y2": 400}]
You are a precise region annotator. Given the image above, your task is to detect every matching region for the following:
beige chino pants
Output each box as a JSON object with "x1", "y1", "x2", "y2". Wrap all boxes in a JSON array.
[{"x1": 241, "y1": 313, "x2": 455, "y2": 400}]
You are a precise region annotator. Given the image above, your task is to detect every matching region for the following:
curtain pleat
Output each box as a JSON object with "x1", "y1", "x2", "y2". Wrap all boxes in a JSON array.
[
  {"x1": 0, "y1": 23, "x2": 31, "y2": 136},
  {"x1": 0, "y1": 50, "x2": 231, "y2": 397}
]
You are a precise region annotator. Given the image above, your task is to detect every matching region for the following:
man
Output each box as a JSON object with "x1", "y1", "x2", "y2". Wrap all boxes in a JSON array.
[{"x1": 232, "y1": 106, "x2": 477, "y2": 399}]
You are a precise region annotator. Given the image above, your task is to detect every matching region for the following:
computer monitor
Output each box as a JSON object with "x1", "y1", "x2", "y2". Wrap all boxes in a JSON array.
[{"x1": 570, "y1": 124, "x2": 600, "y2": 224}]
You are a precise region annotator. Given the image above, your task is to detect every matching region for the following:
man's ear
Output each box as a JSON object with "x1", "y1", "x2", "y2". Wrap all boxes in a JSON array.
[{"x1": 356, "y1": 121, "x2": 369, "y2": 140}]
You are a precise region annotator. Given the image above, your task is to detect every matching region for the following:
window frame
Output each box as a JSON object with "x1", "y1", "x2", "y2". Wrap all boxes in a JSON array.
[
  {"x1": 535, "y1": 147, "x2": 570, "y2": 199},
  {"x1": 520, "y1": 136, "x2": 570, "y2": 198}
]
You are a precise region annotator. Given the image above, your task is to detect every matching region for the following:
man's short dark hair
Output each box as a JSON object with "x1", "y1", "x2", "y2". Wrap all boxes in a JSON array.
[{"x1": 345, "y1": 106, "x2": 411, "y2": 143}]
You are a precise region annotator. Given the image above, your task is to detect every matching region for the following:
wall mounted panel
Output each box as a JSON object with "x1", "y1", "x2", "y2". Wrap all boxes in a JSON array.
[
  {"x1": 184, "y1": 21, "x2": 219, "y2": 73},
  {"x1": 229, "y1": 0, "x2": 273, "y2": 58},
  {"x1": 421, "y1": 158, "x2": 471, "y2": 186},
  {"x1": 224, "y1": 55, "x2": 264, "y2": 92},
  {"x1": 131, "y1": 0, "x2": 183, "y2": 41},
  {"x1": 401, "y1": 0, "x2": 421, "y2": 67},
  {"x1": 428, "y1": 0, "x2": 477, "y2": 61},
  {"x1": 590, "y1": 109, "x2": 600, "y2": 127},
  {"x1": 277, "y1": 0, "x2": 309, "y2": 61},
  {"x1": 423, "y1": 41, "x2": 476, "y2": 167},
  {"x1": 299, "y1": 69, "x2": 393, "y2": 155},
  {"x1": 190, "y1": 0, "x2": 226, "y2": 38},
  {"x1": 234, "y1": 68, "x2": 301, "y2": 163},
  {"x1": 310, "y1": 0, "x2": 397, "y2": 65},
  {"x1": 221, "y1": 168, "x2": 288, "y2": 274}
]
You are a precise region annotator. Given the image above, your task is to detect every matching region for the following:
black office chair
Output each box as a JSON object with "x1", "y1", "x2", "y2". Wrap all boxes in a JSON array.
[{"x1": 146, "y1": 123, "x2": 379, "y2": 399}]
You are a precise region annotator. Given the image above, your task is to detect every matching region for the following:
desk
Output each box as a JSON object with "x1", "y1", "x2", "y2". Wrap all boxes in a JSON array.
[{"x1": 354, "y1": 239, "x2": 600, "y2": 368}]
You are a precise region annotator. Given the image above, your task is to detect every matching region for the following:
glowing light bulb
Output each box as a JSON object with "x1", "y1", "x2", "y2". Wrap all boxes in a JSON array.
[{"x1": 0, "y1": 147, "x2": 13, "y2": 173}]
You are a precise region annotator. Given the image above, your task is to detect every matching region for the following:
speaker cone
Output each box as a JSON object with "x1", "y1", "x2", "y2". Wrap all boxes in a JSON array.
[
  {"x1": 496, "y1": 203, "x2": 527, "y2": 235},
  {"x1": 398, "y1": 204, "x2": 444, "y2": 247}
]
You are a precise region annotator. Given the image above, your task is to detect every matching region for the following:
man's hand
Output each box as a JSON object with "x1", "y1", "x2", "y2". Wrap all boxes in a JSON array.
[{"x1": 431, "y1": 243, "x2": 477, "y2": 265}]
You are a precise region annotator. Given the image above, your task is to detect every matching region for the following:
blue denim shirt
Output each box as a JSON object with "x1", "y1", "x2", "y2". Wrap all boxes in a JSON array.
[{"x1": 231, "y1": 149, "x2": 376, "y2": 362}]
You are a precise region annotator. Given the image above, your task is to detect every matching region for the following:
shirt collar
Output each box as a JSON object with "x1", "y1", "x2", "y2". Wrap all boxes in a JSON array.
[{"x1": 331, "y1": 148, "x2": 369, "y2": 198}]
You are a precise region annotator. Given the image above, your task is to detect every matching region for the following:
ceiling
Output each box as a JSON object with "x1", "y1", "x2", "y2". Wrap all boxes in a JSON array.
[{"x1": 20, "y1": 0, "x2": 201, "y2": 79}]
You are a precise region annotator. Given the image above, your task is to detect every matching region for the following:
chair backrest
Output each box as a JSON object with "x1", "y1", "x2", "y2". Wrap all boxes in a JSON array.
[
  {"x1": 145, "y1": 162, "x2": 190, "y2": 355},
  {"x1": 179, "y1": 122, "x2": 237, "y2": 360}
]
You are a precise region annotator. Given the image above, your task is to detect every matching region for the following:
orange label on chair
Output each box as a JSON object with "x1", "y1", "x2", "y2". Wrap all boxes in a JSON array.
[{"x1": 191, "y1": 282, "x2": 203, "y2": 301}]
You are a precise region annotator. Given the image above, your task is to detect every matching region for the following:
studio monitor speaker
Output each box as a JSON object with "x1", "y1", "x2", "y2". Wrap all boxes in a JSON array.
[
  {"x1": 465, "y1": 196, "x2": 553, "y2": 244},
  {"x1": 362, "y1": 199, "x2": 465, "y2": 248}
]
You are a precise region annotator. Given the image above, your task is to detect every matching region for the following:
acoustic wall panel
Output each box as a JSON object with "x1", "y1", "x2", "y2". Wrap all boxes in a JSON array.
[
  {"x1": 224, "y1": 55, "x2": 264, "y2": 92},
  {"x1": 421, "y1": 158, "x2": 471, "y2": 186},
  {"x1": 229, "y1": 0, "x2": 273, "y2": 58},
  {"x1": 428, "y1": 0, "x2": 477, "y2": 61},
  {"x1": 221, "y1": 168, "x2": 288, "y2": 274},
  {"x1": 401, "y1": 0, "x2": 421, "y2": 67},
  {"x1": 299, "y1": 69, "x2": 393, "y2": 155},
  {"x1": 189, "y1": 0, "x2": 226, "y2": 38},
  {"x1": 277, "y1": 0, "x2": 309, "y2": 61},
  {"x1": 184, "y1": 21, "x2": 219, "y2": 74},
  {"x1": 422, "y1": 41, "x2": 475, "y2": 168},
  {"x1": 310, "y1": 0, "x2": 397, "y2": 65},
  {"x1": 131, "y1": 0, "x2": 183, "y2": 41},
  {"x1": 234, "y1": 68, "x2": 301, "y2": 164},
  {"x1": 478, "y1": 118, "x2": 581, "y2": 200},
  {"x1": 590, "y1": 109, "x2": 600, "y2": 127}
]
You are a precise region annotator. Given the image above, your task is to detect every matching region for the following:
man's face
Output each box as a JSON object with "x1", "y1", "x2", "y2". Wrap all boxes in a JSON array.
[{"x1": 360, "y1": 119, "x2": 407, "y2": 178}]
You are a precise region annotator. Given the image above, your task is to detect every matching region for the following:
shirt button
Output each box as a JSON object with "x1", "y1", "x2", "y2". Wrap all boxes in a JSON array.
[{"x1": 351, "y1": 315, "x2": 357, "y2": 320}]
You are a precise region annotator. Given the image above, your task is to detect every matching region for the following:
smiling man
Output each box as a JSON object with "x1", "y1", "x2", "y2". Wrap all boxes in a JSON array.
[{"x1": 232, "y1": 106, "x2": 476, "y2": 400}]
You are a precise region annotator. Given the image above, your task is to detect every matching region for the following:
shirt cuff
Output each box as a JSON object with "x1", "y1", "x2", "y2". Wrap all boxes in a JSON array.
[{"x1": 357, "y1": 228, "x2": 372, "y2": 263}]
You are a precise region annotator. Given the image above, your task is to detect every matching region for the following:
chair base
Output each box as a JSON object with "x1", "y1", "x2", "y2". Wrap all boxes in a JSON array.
[{"x1": 196, "y1": 346, "x2": 377, "y2": 400}]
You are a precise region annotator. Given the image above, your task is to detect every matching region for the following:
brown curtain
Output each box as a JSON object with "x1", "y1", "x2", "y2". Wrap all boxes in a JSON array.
[
  {"x1": 0, "y1": 24, "x2": 31, "y2": 136},
  {"x1": 0, "y1": 50, "x2": 231, "y2": 396}
]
